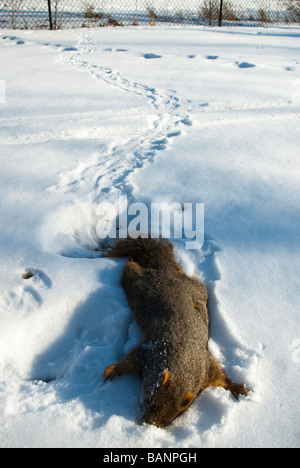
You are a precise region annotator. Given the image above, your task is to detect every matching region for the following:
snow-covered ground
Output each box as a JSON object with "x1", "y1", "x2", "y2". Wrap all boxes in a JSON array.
[{"x1": 0, "y1": 25, "x2": 299, "y2": 448}]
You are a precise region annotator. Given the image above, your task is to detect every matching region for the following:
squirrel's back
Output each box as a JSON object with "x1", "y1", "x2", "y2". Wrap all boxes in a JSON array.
[
  {"x1": 105, "y1": 237, "x2": 209, "y2": 343},
  {"x1": 104, "y1": 237, "x2": 177, "y2": 269}
]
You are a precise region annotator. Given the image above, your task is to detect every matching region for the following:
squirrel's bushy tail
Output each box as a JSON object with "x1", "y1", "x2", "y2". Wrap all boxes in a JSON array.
[{"x1": 103, "y1": 237, "x2": 177, "y2": 270}]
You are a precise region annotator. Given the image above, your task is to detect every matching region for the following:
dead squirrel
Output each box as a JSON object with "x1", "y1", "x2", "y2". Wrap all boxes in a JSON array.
[{"x1": 103, "y1": 238, "x2": 249, "y2": 427}]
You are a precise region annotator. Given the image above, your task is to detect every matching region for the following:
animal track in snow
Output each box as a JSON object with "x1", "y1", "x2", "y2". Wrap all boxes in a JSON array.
[
  {"x1": 143, "y1": 53, "x2": 162, "y2": 59},
  {"x1": 52, "y1": 33, "x2": 192, "y2": 204},
  {"x1": 44, "y1": 32, "x2": 299, "y2": 262},
  {"x1": 237, "y1": 61, "x2": 256, "y2": 69},
  {"x1": 1, "y1": 35, "x2": 26, "y2": 46},
  {"x1": 35, "y1": 32, "x2": 197, "y2": 260},
  {"x1": 21, "y1": 268, "x2": 52, "y2": 290},
  {"x1": 0, "y1": 269, "x2": 52, "y2": 316}
]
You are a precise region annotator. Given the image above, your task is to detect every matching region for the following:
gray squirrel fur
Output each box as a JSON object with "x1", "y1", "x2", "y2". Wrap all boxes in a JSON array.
[{"x1": 103, "y1": 237, "x2": 249, "y2": 427}]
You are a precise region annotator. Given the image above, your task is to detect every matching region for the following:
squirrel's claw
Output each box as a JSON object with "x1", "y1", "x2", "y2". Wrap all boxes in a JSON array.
[
  {"x1": 103, "y1": 364, "x2": 119, "y2": 381},
  {"x1": 229, "y1": 382, "x2": 251, "y2": 400}
]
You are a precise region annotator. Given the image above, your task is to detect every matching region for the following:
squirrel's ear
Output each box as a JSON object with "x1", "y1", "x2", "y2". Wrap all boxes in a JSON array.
[{"x1": 161, "y1": 369, "x2": 170, "y2": 387}]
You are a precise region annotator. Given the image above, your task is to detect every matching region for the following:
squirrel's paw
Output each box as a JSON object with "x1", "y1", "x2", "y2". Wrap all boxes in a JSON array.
[
  {"x1": 229, "y1": 382, "x2": 251, "y2": 400},
  {"x1": 103, "y1": 364, "x2": 120, "y2": 381}
]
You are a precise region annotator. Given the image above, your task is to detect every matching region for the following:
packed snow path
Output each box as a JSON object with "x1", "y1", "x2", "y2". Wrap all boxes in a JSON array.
[{"x1": 0, "y1": 27, "x2": 299, "y2": 448}]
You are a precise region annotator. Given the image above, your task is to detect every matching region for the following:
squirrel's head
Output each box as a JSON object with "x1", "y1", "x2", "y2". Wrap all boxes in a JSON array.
[{"x1": 141, "y1": 369, "x2": 196, "y2": 427}]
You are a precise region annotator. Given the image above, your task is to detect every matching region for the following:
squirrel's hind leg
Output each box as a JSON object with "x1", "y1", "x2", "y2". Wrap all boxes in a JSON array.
[
  {"x1": 206, "y1": 356, "x2": 250, "y2": 399},
  {"x1": 103, "y1": 346, "x2": 141, "y2": 381}
]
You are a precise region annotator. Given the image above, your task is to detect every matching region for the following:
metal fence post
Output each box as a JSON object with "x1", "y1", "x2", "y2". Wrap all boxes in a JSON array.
[
  {"x1": 219, "y1": 0, "x2": 224, "y2": 26},
  {"x1": 47, "y1": 0, "x2": 53, "y2": 30},
  {"x1": 0, "y1": 0, "x2": 299, "y2": 30}
]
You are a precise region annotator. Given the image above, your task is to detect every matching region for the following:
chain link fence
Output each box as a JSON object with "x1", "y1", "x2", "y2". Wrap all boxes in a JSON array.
[{"x1": 1, "y1": 0, "x2": 300, "y2": 30}]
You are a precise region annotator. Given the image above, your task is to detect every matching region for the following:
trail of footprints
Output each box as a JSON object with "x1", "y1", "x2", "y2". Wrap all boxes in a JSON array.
[
  {"x1": 1, "y1": 32, "x2": 296, "y2": 151},
  {"x1": 54, "y1": 33, "x2": 193, "y2": 199},
  {"x1": 52, "y1": 33, "x2": 271, "y2": 204}
]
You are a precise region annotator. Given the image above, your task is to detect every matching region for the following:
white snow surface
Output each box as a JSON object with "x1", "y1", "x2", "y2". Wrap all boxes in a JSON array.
[{"x1": 0, "y1": 25, "x2": 299, "y2": 448}]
